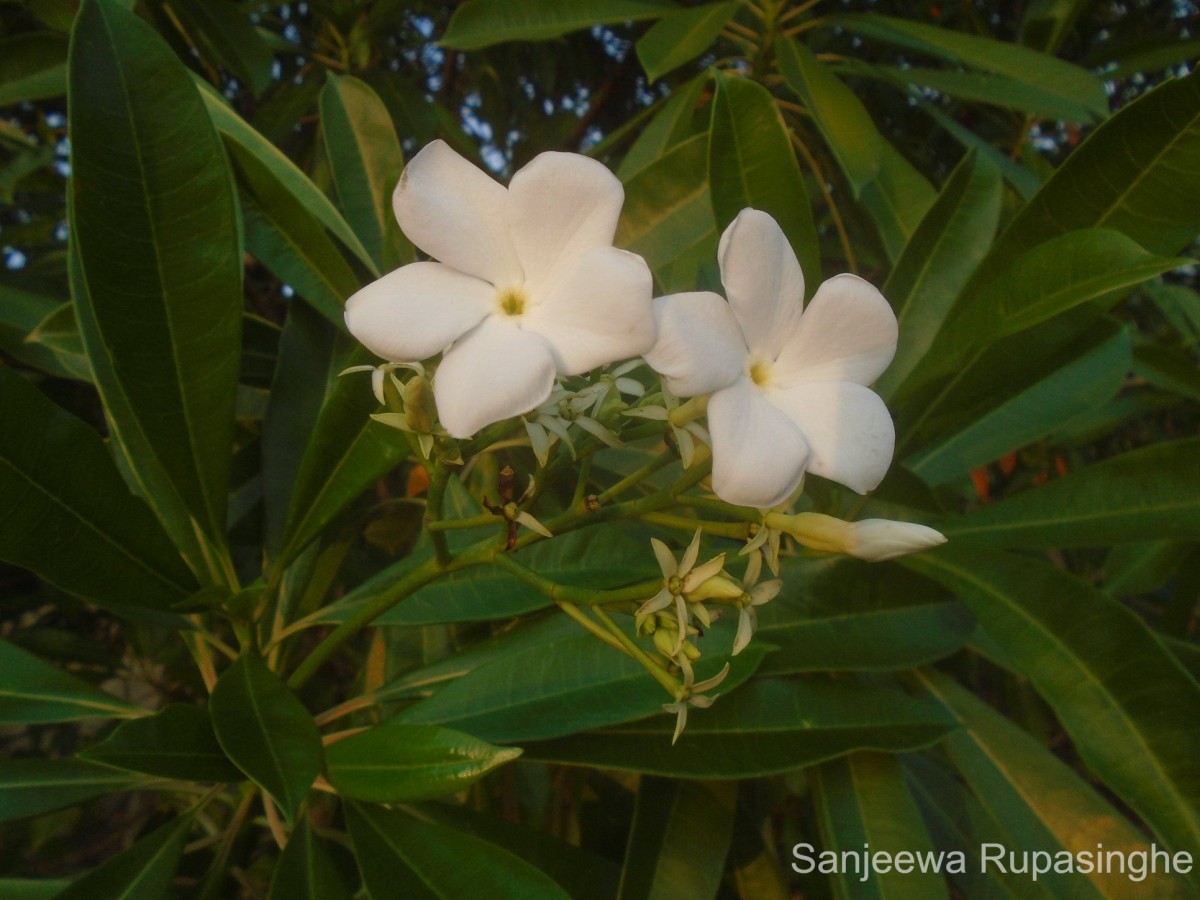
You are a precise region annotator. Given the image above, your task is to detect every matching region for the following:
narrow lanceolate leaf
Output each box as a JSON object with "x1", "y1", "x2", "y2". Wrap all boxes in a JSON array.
[
  {"x1": 0, "y1": 33, "x2": 68, "y2": 105},
  {"x1": 924, "y1": 228, "x2": 1187, "y2": 383},
  {"x1": 170, "y1": 0, "x2": 274, "y2": 96},
  {"x1": 831, "y1": 14, "x2": 1108, "y2": 119},
  {"x1": 776, "y1": 37, "x2": 883, "y2": 195},
  {"x1": 618, "y1": 780, "x2": 735, "y2": 900},
  {"x1": 943, "y1": 438, "x2": 1200, "y2": 547},
  {"x1": 636, "y1": 2, "x2": 738, "y2": 83},
  {"x1": 442, "y1": 0, "x2": 673, "y2": 50},
  {"x1": 976, "y1": 69, "x2": 1200, "y2": 283},
  {"x1": 267, "y1": 814, "x2": 353, "y2": 900},
  {"x1": 272, "y1": 348, "x2": 410, "y2": 573},
  {"x1": 907, "y1": 322, "x2": 1132, "y2": 484},
  {"x1": 856, "y1": 137, "x2": 937, "y2": 262},
  {"x1": 81, "y1": 704, "x2": 242, "y2": 782},
  {"x1": 876, "y1": 150, "x2": 1003, "y2": 398},
  {"x1": 919, "y1": 671, "x2": 1196, "y2": 899},
  {"x1": 618, "y1": 72, "x2": 709, "y2": 179},
  {"x1": 69, "y1": 0, "x2": 242, "y2": 563},
  {"x1": 54, "y1": 815, "x2": 193, "y2": 900},
  {"x1": 616, "y1": 133, "x2": 714, "y2": 274},
  {"x1": 209, "y1": 655, "x2": 322, "y2": 820},
  {"x1": 905, "y1": 547, "x2": 1200, "y2": 858},
  {"x1": 0, "y1": 369, "x2": 196, "y2": 618},
  {"x1": 709, "y1": 70, "x2": 821, "y2": 290},
  {"x1": 812, "y1": 752, "x2": 950, "y2": 900},
  {"x1": 197, "y1": 77, "x2": 376, "y2": 273},
  {"x1": 347, "y1": 803, "x2": 570, "y2": 899},
  {"x1": 0, "y1": 759, "x2": 152, "y2": 823},
  {"x1": 325, "y1": 721, "x2": 522, "y2": 803},
  {"x1": 524, "y1": 677, "x2": 957, "y2": 778},
  {"x1": 398, "y1": 626, "x2": 766, "y2": 744},
  {"x1": 0, "y1": 638, "x2": 143, "y2": 725},
  {"x1": 320, "y1": 75, "x2": 412, "y2": 271}
]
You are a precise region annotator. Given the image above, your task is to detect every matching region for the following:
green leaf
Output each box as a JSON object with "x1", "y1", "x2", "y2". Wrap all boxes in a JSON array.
[
  {"x1": 943, "y1": 438, "x2": 1200, "y2": 547},
  {"x1": 0, "y1": 33, "x2": 68, "y2": 106},
  {"x1": 906, "y1": 321, "x2": 1132, "y2": 484},
  {"x1": 414, "y1": 802, "x2": 622, "y2": 900},
  {"x1": 229, "y1": 141, "x2": 362, "y2": 327},
  {"x1": 398, "y1": 621, "x2": 766, "y2": 743},
  {"x1": 442, "y1": 0, "x2": 674, "y2": 50},
  {"x1": 856, "y1": 137, "x2": 937, "y2": 262},
  {"x1": 319, "y1": 526, "x2": 659, "y2": 626},
  {"x1": 54, "y1": 814, "x2": 193, "y2": 900},
  {"x1": 1134, "y1": 341, "x2": 1200, "y2": 402},
  {"x1": 0, "y1": 759, "x2": 151, "y2": 823},
  {"x1": 616, "y1": 132, "x2": 714, "y2": 275},
  {"x1": 1106, "y1": 540, "x2": 1195, "y2": 597},
  {"x1": 0, "y1": 637, "x2": 143, "y2": 724},
  {"x1": 69, "y1": 0, "x2": 242, "y2": 561},
  {"x1": 864, "y1": 65, "x2": 1098, "y2": 122},
  {"x1": 919, "y1": 670, "x2": 1195, "y2": 898},
  {"x1": 936, "y1": 229, "x2": 1186, "y2": 368},
  {"x1": 525, "y1": 677, "x2": 957, "y2": 778},
  {"x1": 325, "y1": 721, "x2": 522, "y2": 803},
  {"x1": 0, "y1": 880, "x2": 73, "y2": 899},
  {"x1": 197, "y1": 77, "x2": 376, "y2": 274},
  {"x1": 709, "y1": 70, "x2": 821, "y2": 290},
  {"x1": 346, "y1": 802, "x2": 570, "y2": 899},
  {"x1": 978, "y1": 70, "x2": 1200, "y2": 283},
  {"x1": 777, "y1": 37, "x2": 883, "y2": 195},
  {"x1": 80, "y1": 703, "x2": 242, "y2": 782},
  {"x1": 0, "y1": 369, "x2": 196, "y2": 617},
  {"x1": 905, "y1": 547, "x2": 1200, "y2": 858},
  {"x1": 170, "y1": 0, "x2": 274, "y2": 96},
  {"x1": 831, "y1": 14, "x2": 1107, "y2": 119},
  {"x1": 618, "y1": 779, "x2": 735, "y2": 900},
  {"x1": 0, "y1": 283, "x2": 80, "y2": 380},
  {"x1": 209, "y1": 654, "x2": 322, "y2": 820},
  {"x1": 320, "y1": 74, "x2": 412, "y2": 271},
  {"x1": 271, "y1": 354, "x2": 409, "y2": 573},
  {"x1": 267, "y1": 814, "x2": 353, "y2": 900},
  {"x1": 618, "y1": 72, "x2": 709, "y2": 179},
  {"x1": 811, "y1": 751, "x2": 950, "y2": 899},
  {"x1": 25, "y1": 302, "x2": 91, "y2": 381},
  {"x1": 914, "y1": 97, "x2": 1042, "y2": 200},
  {"x1": 636, "y1": 2, "x2": 737, "y2": 83},
  {"x1": 876, "y1": 150, "x2": 1003, "y2": 398}
]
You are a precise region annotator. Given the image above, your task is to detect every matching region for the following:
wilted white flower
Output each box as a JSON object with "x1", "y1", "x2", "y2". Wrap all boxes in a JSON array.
[
  {"x1": 344, "y1": 140, "x2": 655, "y2": 439},
  {"x1": 638, "y1": 529, "x2": 740, "y2": 652},
  {"x1": 663, "y1": 661, "x2": 730, "y2": 744},
  {"x1": 644, "y1": 208, "x2": 898, "y2": 508},
  {"x1": 731, "y1": 552, "x2": 783, "y2": 657}
]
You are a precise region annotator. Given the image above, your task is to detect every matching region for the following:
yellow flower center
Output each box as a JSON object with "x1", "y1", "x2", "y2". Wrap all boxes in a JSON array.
[
  {"x1": 749, "y1": 357, "x2": 774, "y2": 388},
  {"x1": 496, "y1": 287, "x2": 527, "y2": 317}
]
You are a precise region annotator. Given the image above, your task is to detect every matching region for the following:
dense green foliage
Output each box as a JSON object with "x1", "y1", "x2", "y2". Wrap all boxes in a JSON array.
[{"x1": 2, "y1": 0, "x2": 1199, "y2": 897}]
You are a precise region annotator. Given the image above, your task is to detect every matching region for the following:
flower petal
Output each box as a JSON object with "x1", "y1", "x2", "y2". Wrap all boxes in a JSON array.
[
  {"x1": 768, "y1": 381, "x2": 894, "y2": 494},
  {"x1": 344, "y1": 261, "x2": 492, "y2": 362},
  {"x1": 707, "y1": 378, "x2": 810, "y2": 509},
  {"x1": 644, "y1": 292, "x2": 747, "y2": 397},
  {"x1": 508, "y1": 151, "x2": 624, "y2": 295},
  {"x1": 651, "y1": 538, "x2": 677, "y2": 578},
  {"x1": 393, "y1": 140, "x2": 522, "y2": 286},
  {"x1": 774, "y1": 274, "x2": 898, "y2": 387},
  {"x1": 522, "y1": 247, "x2": 655, "y2": 375},
  {"x1": 433, "y1": 317, "x2": 556, "y2": 438},
  {"x1": 717, "y1": 209, "x2": 806, "y2": 360}
]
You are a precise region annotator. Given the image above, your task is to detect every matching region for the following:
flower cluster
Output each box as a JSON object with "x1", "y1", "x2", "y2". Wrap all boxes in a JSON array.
[{"x1": 343, "y1": 141, "x2": 946, "y2": 737}]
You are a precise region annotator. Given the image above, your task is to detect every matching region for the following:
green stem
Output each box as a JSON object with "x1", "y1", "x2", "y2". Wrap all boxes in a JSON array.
[
  {"x1": 492, "y1": 553, "x2": 661, "y2": 606},
  {"x1": 640, "y1": 511, "x2": 750, "y2": 540},
  {"x1": 424, "y1": 461, "x2": 453, "y2": 567},
  {"x1": 556, "y1": 600, "x2": 629, "y2": 653},
  {"x1": 426, "y1": 513, "x2": 501, "y2": 532},
  {"x1": 592, "y1": 607, "x2": 682, "y2": 699},
  {"x1": 680, "y1": 493, "x2": 763, "y2": 523}
]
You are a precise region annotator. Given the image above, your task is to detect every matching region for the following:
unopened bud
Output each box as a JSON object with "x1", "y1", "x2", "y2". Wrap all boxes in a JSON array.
[
  {"x1": 681, "y1": 640, "x2": 701, "y2": 660},
  {"x1": 652, "y1": 627, "x2": 677, "y2": 659},
  {"x1": 843, "y1": 519, "x2": 947, "y2": 562},
  {"x1": 402, "y1": 376, "x2": 436, "y2": 433},
  {"x1": 688, "y1": 574, "x2": 743, "y2": 602}
]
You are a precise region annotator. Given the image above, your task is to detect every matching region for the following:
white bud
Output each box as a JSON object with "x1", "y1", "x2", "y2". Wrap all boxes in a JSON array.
[{"x1": 846, "y1": 519, "x2": 947, "y2": 562}]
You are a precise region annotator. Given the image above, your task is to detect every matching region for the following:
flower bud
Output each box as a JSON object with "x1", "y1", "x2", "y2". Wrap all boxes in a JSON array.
[
  {"x1": 844, "y1": 519, "x2": 947, "y2": 562},
  {"x1": 687, "y1": 573, "x2": 743, "y2": 602},
  {"x1": 402, "y1": 375, "x2": 437, "y2": 434},
  {"x1": 681, "y1": 640, "x2": 701, "y2": 660},
  {"x1": 765, "y1": 512, "x2": 945, "y2": 562},
  {"x1": 652, "y1": 627, "x2": 678, "y2": 659}
]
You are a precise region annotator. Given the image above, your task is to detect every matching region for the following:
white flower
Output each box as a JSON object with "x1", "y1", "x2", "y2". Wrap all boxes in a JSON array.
[
  {"x1": 644, "y1": 208, "x2": 898, "y2": 508},
  {"x1": 344, "y1": 140, "x2": 656, "y2": 439}
]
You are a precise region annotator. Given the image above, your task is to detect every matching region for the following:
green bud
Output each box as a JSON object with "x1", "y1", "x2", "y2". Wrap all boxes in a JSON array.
[{"x1": 402, "y1": 375, "x2": 437, "y2": 433}]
